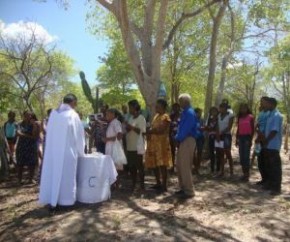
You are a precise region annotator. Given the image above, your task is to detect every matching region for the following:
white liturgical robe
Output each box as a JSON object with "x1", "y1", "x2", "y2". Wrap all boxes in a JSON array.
[{"x1": 39, "y1": 104, "x2": 85, "y2": 206}]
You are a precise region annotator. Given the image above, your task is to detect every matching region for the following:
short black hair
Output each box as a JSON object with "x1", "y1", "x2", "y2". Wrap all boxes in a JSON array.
[
  {"x1": 268, "y1": 97, "x2": 278, "y2": 107},
  {"x1": 195, "y1": 108, "x2": 202, "y2": 113},
  {"x1": 107, "y1": 108, "x2": 124, "y2": 123},
  {"x1": 128, "y1": 99, "x2": 141, "y2": 112},
  {"x1": 63, "y1": 94, "x2": 77, "y2": 104},
  {"x1": 219, "y1": 103, "x2": 228, "y2": 109},
  {"x1": 209, "y1": 106, "x2": 218, "y2": 113},
  {"x1": 261, "y1": 96, "x2": 269, "y2": 101},
  {"x1": 107, "y1": 108, "x2": 117, "y2": 116},
  {"x1": 47, "y1": 109, "x2": 52, "y2": 116},
  {"x1": 23, "y1": 110, "x2": 31, "y2": 115},
  {"x1": 31, "y1": 113, "x2": 38, "y2": 121},
  {"x1": 8, "y1": 111, "x2": 16, "y2": 117},
  {"x1": 157, "y1": 99, "x2": 167, "y2": 109},
  {"x1": 238, "y1": 103, "x2": 252, "y2": 118}
]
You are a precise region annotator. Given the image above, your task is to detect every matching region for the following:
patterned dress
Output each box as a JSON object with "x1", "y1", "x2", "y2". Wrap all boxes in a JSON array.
[
  {"x1": 145, "y1": 113, "x2": 172, "y2": 169},
  {"x1": 16, "y1": 122, "x2": 38, "y2": 166}
]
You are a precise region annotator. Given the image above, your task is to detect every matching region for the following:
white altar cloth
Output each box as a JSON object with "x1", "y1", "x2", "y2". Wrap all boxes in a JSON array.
[{"x1": 77, "y1": 153, "x2": 117, "y2": 204}]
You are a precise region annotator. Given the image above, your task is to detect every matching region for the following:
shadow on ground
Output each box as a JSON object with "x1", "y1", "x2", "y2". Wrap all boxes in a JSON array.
[{"x1": 1, "y1": 155, "x2": 290, "y2": 241}]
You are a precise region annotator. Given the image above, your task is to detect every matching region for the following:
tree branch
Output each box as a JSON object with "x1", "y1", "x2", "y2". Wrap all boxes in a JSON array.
[
  {"x1": 163, "y1": 0, "x2": 222, "y2": 50},
  {"x1": 239, "y1": 28, "x2": 280, "y2": 41},
  {"x1": 0, "y1": 72, "x2": 26, "y2": 92},
  {"x1": 96, "y1": 0, "x2": 115, "y2": 12},
  {"x1": 154, "y1": 0, "x2": 169, "y2": 52},
  {"x1": 130, "y1": 22, "x2": 144, "y2": 41},
  {"x1": 144, "y1": 0, "x2": 156, "y2": 42}
]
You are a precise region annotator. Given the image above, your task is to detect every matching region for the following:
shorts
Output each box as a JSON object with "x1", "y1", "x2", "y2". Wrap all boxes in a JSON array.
[
  {"x1": 222, "y1": 134, "x2": 232, "y2": 149},
  {"x1": 7, "y1": 138, "x2": 17, "y2": 153},
  {"x1": 7, "y1": 137, "x2": 17, "y2": 144}
]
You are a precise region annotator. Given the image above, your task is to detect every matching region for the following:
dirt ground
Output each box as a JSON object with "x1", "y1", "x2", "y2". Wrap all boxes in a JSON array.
[{"x1": 1, "y1": 148, "x2": 290, "y2": 242}]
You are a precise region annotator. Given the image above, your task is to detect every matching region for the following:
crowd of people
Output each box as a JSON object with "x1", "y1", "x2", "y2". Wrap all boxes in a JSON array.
[{"x1": 0, "y1": 92, "x2": 284, "y2": 208}]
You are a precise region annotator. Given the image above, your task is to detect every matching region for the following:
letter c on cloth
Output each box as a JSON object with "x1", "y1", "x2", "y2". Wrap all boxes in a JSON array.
[{"x1": 89, "y1": 176, "x2": 97, "y2": 187}]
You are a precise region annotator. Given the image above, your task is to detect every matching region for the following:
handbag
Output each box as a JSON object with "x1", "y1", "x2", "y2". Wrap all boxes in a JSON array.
[
  {"x1": 137, "y1": 134, "x2": 146, "y2": 155},
  {"x1": 111, "y1": 141, "x2": 127, "y2": 165}
]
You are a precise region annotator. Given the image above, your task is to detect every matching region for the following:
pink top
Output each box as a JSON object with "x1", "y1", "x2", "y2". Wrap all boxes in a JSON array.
[{"x1": 238, "y1": 114, "x2": 254, "y2": 136}]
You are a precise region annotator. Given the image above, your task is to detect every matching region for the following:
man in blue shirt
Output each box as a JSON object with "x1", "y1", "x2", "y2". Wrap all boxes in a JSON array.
[
  {"x1": 262, "y1": 98, "x2": 283, "y2": 195},
  {"x1": 256, "y1": 97, "x2": 270, "y2": 185},
  {"x1": 175, "y1": 93, "x2": 197, "y2": 199}
]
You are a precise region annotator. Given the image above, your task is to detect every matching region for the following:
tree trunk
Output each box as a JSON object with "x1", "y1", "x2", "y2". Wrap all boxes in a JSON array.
[
  {"x1": 171, "y1": 81, "x2": 180, "y2": 104},
  {"x1": 282, "y1": 71, "x2": 290, "y2": 153},
  {"x1": 24, "y1": 96, "x2": 34, "y2": 113},
  {"x1": 39, "y1": 93, "x2": 46, "y2": 119},
  {"x1": 204, "y1": 1, "x2": 227, "y2": 116},
  {"x1": 171, "y1": 79, "x2": 175, "y2": 104},
  {"x1": 96, "y1": 0, "x2": 169, "y2": 117},
  {"x1": 215, "y1": 56, "x2": 227, "y2": 106}
]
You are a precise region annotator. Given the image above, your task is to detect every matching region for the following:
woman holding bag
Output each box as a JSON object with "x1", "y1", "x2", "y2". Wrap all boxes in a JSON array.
[
  {"x1": 126, "y1": 100, "x2": 146, "y2": 192},
  {"x1": 145, "y1": 99, "x2": 172, "y2": 193}
]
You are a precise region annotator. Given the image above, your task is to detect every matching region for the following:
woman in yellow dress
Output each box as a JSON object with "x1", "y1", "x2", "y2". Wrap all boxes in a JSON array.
[{"x1": 146, "y1": 99, "x2": 172, "y2": 192}]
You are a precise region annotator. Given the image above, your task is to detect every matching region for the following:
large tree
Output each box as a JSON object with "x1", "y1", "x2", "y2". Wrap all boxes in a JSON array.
[
  {"x1": 0, "y1": 23, "x2": 74, "y2": 116},
  {"x1": 90, "y1": 0, "x2": 221, "y2": 113}
]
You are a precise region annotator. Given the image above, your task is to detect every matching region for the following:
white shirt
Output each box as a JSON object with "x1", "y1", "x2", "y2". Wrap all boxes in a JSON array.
[
  {"x1": 126, "y1": 114, "x2": 146, "y2": 151},
  {"x1": 218, "y1": 112, "x2": 234, "y2": 134},
  {"x1": 105, "y1": 118, "x2": 123, "y2": 156}
]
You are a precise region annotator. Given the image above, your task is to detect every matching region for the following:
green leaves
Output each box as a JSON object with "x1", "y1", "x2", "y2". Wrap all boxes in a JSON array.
[{"x1": 96, "y1": 38, "x2": 134, "y2": 97}]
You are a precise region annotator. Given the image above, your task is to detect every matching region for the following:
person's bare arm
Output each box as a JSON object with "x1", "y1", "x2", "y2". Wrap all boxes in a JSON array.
[
  {"x1": 102, "y1": 132, "x2": 123, "y2": 143},
  {"x1": 235, "y1": 119, "x2": 239, "y2": 146},
  {"x1": 127, "y1": 124, "x2": 141, "y2": 134},
  {"x1": 31, "y1": 123, "x2": 40, "y2": 139},
  {"x1": 250, "y1": 117, "x2": 255, "y2": 141}
]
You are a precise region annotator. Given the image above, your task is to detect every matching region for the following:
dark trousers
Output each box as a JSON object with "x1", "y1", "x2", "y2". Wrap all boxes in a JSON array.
[
  {"x1": 127, "y1": 151, "x2": 144, "y2": 189},
  {"x1": 258, "y1": 149, "x2": 267, "y2": 182},
  {"x1": 208, "y1": 134, "x2": 219, "y2": 172},
  {"x1": 96, "y1": 142, "x2": 105, "y2": 154},
  {"x1": 264, "y1": 149, "x2": 282, "y2": 192},
  {"x1": 122, "y1": 137, "x2": 129, "y2": 172},
  {"x1": 238, "y1": 135, "x2": 251, "y2": 169}
]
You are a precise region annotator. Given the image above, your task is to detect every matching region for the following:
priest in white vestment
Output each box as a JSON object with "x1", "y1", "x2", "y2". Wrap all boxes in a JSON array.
[{"x1": 39, "y1": 94, "x2": 85, "y2": 208}]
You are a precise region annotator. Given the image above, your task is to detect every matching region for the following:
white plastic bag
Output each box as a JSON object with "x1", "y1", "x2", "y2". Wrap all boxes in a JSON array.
[
  {"x1": 137, "y1": 134, "x2": 146, "y2": 155},
  {"x1": 111, "y1": 141, "x2": 127, "y2": 165}
]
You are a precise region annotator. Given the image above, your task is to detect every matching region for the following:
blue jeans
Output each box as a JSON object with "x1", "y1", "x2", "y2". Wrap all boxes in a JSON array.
[{"x1": 238, "y1": 135, "x2": 251, "y2": 168}]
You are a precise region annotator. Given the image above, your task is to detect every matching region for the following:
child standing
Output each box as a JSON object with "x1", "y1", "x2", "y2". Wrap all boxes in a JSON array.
[
  {"x1": 103, "y1": 109, "x2": 124, "y2": 172},
  {"x1": 216, "y1": 103, "x2": 234, "y2": 177},
  {"x1": 205, "y1": 107, "x2": 219, "y2": 174}
]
